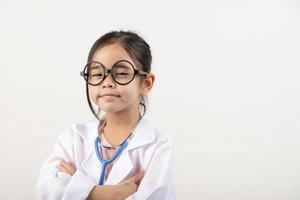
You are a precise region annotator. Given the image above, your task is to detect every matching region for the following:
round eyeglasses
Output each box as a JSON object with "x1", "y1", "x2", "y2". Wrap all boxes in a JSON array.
[{"x1": 80, "y1": 60, "x2": 149, "y2": 86}]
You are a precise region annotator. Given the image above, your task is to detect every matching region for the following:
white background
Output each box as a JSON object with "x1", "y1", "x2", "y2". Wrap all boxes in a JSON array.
[{"x1": 0, "y1": 0, "x2": 299, "y2": 199}]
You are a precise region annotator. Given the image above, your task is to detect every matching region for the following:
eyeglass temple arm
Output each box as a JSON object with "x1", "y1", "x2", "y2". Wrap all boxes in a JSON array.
[
  {"x1": 136, "y1": 69, "x2": 148, "y2": 75},
  {"x1": 80, "y1": 71, "x2": 86, "y2": 76}
]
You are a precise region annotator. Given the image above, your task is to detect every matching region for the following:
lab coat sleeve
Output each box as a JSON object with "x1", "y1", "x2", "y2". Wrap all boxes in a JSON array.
[
  {"x1": 126, "y1": 134, "x2": 176, "y2": 200},
  {"x1": 36, "y1": 125, "x2": 96, "y2": 200}
]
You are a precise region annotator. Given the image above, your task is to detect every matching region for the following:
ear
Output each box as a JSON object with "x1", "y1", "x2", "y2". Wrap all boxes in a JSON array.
[{"x1": 141, "y1": 73, "x2": 155, "y2": 95}]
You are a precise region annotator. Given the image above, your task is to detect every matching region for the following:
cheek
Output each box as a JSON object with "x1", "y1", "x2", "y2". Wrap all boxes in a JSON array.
[
  {"x1": 120, "y1": 86, "x2": 142, "y2": 103},
  {"x1": 88, "y1": 86, "x2": 100, "y2": 102}
]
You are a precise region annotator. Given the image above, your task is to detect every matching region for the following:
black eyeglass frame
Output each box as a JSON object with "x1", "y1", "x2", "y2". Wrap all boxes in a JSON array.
[{"x1": 80, "y1": 59, "x2": 149, "y2": 86}]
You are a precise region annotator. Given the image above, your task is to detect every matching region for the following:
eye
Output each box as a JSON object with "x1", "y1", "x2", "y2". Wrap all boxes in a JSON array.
[
  {"x1": 113, "y1": 67, "x2": 131, "y2": 77},
  {"x1": 91, "y1": 73, "x2": 103, "y2": 77},
  {"x1": 115, "y1": 72, "x2": 129, "y2": 76},
  {"x1": 89, "y1": 73, "x2": 104, "y2": 80}
]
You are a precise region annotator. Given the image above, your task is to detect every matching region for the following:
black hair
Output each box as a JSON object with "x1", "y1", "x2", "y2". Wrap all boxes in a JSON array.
[{"x1": 85, "y1": 30, "x2": 152, "y2": 121}]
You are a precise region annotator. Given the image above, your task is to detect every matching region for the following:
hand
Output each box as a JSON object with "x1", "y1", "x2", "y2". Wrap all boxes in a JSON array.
[
  {"x1": 118, "y1": 170, "x2": 144, "y2": 187},
  {"x1": 116, "y1": 170, "x2": 145, "y2": 199},
  {"x1": 56, "y1": 159, "x2": 76, "y2": 176},
  {"x1": 87, "y1": 170, "x2": 145, "y2": 200}
]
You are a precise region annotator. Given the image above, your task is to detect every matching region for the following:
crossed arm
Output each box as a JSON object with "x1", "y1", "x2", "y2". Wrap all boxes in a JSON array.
[{"x1": 57, "y1": 160, "x2": 144, "y2": 200}]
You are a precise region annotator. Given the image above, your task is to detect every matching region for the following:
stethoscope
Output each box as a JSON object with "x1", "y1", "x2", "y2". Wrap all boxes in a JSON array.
[{"x1": 94, "y1": 114, "x2": 143, "y2": 185}]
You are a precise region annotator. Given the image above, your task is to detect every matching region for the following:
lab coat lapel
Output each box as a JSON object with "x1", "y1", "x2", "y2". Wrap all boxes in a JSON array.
[
  {"x1": 126, "y1": 115, "x2": 155, "y2": 150},
  {"x1": 77, "y1": 120, "x2": 101, "y2": 184},
  {"x1": 105, "y1": 149, "x2": 133, "y2": 184},
  {"x1": 80, "y1": 148, "x2": 102, "y2": 184},
  {"x1": 106, "y1": 116, "x2": 156, "y2": 184}
]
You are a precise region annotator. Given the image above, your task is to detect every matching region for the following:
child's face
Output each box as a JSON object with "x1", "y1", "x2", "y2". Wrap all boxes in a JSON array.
[{"x1": 89, "y1": 43, "x2": 146, "y2": 114}]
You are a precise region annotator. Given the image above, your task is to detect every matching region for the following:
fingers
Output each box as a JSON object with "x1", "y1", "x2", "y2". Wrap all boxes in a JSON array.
[
  {"x1": 114, "y1": 169, "x2": 145, "y2": 199},
  {"x1": 132, "y1": 170, "x2": 145, "y2": 185},
  {"x1": 56, "y1": 159, "x2": 77, "y2": 176},
  {"x1": 62, "y1": 160, "x2": 76, "y2": 175},
  {"x1": 120, "y1": 169, "x2": 145, "y2": 186},
  {"x1": 59, "y1": 160, "x2": 76, "y2": 175}
]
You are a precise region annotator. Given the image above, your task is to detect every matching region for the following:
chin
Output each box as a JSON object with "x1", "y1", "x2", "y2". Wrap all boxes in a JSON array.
[{"x1": 99, "y1": 106, "x2": 123, "y2": 113}]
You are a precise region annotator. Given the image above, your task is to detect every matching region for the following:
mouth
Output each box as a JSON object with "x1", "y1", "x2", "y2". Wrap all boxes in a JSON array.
[
  {"x1": 99, "y1": 93, "x2": 121, "y2": 101},
  {"x1": 101, "y1": 93, "x2": 121, "y2": 97}
]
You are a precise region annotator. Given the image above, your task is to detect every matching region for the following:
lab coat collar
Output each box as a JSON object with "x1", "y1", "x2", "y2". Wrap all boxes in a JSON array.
[{"x1": 77, "y1": 114, "x2": 156, "y2": 150}]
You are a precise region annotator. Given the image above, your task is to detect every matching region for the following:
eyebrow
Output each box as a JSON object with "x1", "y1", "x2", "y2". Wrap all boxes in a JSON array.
[
  {"x1": 87, "y1": 59, "x2": 136, "y2": 70},
  {"x1": 114, "y1": 63, "x2": 131, "y2": 68},
  {"x1": 88, "y1": 65, "x2": 101, "y2": 70}
]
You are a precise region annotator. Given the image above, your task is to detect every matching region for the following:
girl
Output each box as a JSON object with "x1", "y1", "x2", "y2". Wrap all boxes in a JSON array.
[{"x1": 37, "y1": 30, "x2": 175, "y2": 200}]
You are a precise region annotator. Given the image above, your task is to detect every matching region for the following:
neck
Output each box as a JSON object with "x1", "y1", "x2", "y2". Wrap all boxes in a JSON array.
[
  {"x1": 105, "y1": 110, "x2": 141, "y2": 129},
  {"x1": 102, "y1": 109, "x2": 142, "y2": 147}
]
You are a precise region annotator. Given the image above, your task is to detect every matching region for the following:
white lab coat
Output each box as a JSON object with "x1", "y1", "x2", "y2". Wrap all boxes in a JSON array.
[{"x1": 36, "y1": 115, "x2": 176, "y2": 200}]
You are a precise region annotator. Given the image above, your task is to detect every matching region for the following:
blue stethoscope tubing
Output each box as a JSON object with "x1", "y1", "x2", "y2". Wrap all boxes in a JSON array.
[
  {"x1": 94, "y1": 114, "x2": 143, "y2": 185},
  {"x1": 94, "y1": 136, "x2": 129, "y2": 185}
]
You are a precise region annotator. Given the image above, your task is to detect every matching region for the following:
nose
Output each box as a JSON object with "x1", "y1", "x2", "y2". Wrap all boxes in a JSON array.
[{"x1": 101, "y1": 72, "x2": 116, "y2": 88}]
